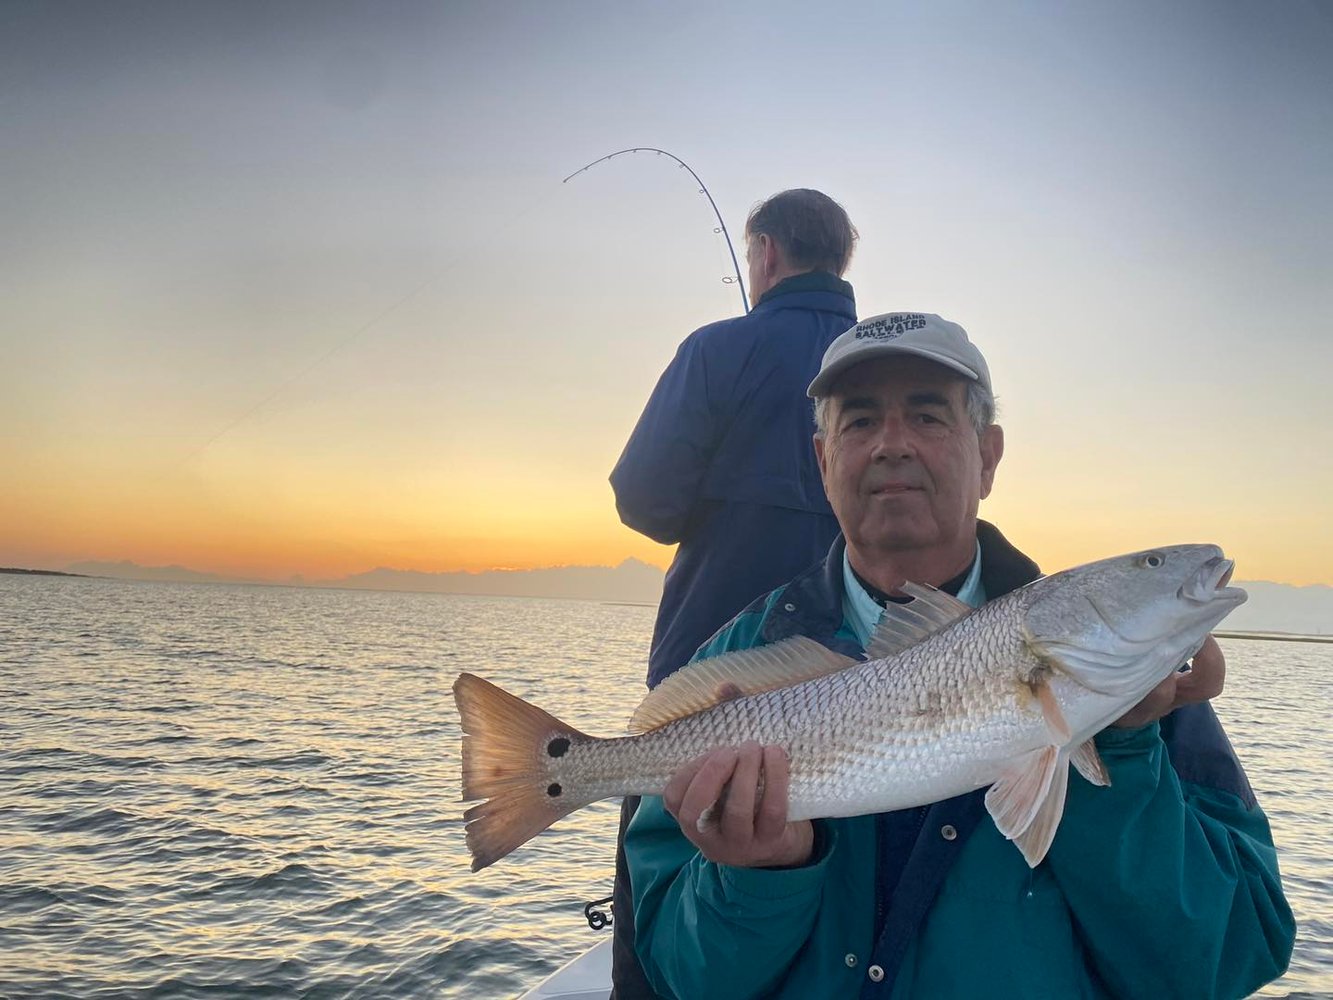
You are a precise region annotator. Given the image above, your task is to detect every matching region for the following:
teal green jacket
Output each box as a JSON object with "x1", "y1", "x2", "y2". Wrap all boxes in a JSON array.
[{"x1": 626, "y1": 530, "x2": 1294, "y2": 999}]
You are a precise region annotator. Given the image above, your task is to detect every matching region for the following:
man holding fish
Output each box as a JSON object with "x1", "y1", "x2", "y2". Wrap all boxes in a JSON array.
[
  {"x1": 453, "y1": 312, "x2": 1296, "y2": 997},
  {"x1": 618, "y1": 313, "x2": 1295, "y2": 998}
]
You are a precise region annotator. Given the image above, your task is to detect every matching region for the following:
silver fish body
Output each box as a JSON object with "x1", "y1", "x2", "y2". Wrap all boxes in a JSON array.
[{"x1": 454, "y1": 544, "x2": 1244, "y2": 870}]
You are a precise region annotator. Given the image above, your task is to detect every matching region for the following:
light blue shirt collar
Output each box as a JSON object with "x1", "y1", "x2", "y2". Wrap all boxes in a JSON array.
[{"x1": 842, "y1": 540, "x2": 986, "y2": 649}]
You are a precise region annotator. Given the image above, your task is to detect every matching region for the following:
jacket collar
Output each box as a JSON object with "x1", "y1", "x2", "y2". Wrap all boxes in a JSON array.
[
  {"x1": 759, "y1": 521, "x2": 1041, "y2": 653},
  {"x1": 752, "y1": 271, "x2": 856, "y2": 317},
  {"x1": 976, "y1": 520, "x2": 1043, "y2": 596},
  {"x1": 759, "y1": 535, "x2": 856, "y2": 653}
]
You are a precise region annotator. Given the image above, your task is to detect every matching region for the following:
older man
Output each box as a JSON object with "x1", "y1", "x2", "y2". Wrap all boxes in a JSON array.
[{"x1": 625, "y1": 313, "x2": 1294, "y2": 999}]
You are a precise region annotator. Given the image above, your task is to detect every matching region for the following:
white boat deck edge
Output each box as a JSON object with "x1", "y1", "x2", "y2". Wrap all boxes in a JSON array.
[{"x1": 516, "y1": 938, "x2": 612, "y2": 1000}]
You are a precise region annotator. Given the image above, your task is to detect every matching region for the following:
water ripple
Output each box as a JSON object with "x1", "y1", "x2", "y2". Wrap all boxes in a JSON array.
[{"x1": 1, "y1": 576, "x2": 1325, "y2": 997}]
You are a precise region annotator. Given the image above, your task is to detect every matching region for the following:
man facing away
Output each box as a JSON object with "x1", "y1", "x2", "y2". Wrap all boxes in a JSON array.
[
  {"x1": 611, "y1": 188, "x2": 859, "y2": 688},
  {"x1": 608, "y1": 189, "x2": 858, "y2": 997},
  {"x1": 625, "y1": 313, "x2": 1295, "y2": 999}
]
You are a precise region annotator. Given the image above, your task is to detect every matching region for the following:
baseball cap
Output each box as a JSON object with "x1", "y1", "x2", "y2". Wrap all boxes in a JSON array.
[{"x1": 807, "y1": 312, "x2": 992, "y2": 398}]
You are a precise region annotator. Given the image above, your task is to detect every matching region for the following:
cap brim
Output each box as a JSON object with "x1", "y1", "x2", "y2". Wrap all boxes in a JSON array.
[{"x1": 807, "y1": 345, "x2": 982, "y2": 398}]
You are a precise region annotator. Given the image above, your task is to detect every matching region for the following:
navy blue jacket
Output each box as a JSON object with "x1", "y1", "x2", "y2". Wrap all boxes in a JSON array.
[{"x1": 610, "y1": 272, "x2": 856, "y2": 687}]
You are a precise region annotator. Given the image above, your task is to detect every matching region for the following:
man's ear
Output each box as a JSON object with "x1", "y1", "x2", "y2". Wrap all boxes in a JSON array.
[
  {"x1": 814, "y1": 432, "x2": 829, "y2": 489},
  {"x1": 978, "y1": 424, "x2": 1004, "y2": 499},
  {"x1": 758, "y1": 232, "x2": 782, "y2": 278}
]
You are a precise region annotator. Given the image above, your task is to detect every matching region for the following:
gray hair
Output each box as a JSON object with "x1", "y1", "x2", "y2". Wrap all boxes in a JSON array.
[
  {"x1": 746, "y1": 189, "x2": 859, "y2": 276},
  {"x1": 812, "y1": 381, "x2": 997, "y2": 438}
]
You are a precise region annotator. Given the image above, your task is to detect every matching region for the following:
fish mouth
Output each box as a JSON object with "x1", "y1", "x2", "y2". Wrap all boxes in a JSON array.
[
  {"x1": 1180, "y1": 556, "x2": 1246, "y2": 606},
  {"x1": 1082, "y1": 552, "x2": 1245, "y2": 644}
]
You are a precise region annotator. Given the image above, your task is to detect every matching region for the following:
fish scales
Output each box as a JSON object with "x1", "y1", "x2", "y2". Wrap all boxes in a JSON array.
[
  {"x1": 506, "y1": 595, "x2": 1046, "y2": 820},
  {"x1": 784, "y1": 601, "x2": 1045, "y2": 818}
]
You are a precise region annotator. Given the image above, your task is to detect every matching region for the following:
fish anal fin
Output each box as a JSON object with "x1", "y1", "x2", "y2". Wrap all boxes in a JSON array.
[
  {"x1": 1033, "y1": 677, "x2": 1072, "y2": 744},
  {"x1": 864, "y1": 583, "x2": 973, "y2": 660},
  {"x1": 1070, "y1": 738, "x2": 1110, "y2": 787},
  {"x1": 1012, "y1": 754, "x2": 1070, "y2": 867},
  {"x1": 984, "y1": 745, "x2": 1060, "y2": 843},
  {"x1": 627, "y1": 636, "x2": 857, "y2": 734}
]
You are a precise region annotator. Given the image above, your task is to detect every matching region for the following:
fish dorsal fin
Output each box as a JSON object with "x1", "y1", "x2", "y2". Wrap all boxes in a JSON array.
[
  {"x1": 863, "y1": 582, "x2": 974, "y2": 660},
  {"x1": 627, "y1": 636, "x2": 858, "y2": 734}
]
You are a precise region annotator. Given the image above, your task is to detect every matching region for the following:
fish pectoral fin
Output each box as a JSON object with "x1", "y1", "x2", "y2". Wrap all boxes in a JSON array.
[
  {"x1": 864, "y1": 582, "x2": 973, "y2": 660},
  {"x1": 627, "y1": 636, "x2": 858, "y2": 734},
  {"x1": 985, "y1": 745, "x2": 1062, "y2": 844},
  {"x1": 1070, "y1": 739, "x2": 1110, "y2": 787},
  {"x1": 1012, "y1": 754, "x2": 1070, "y2": 867},
  {"x1": 1034, "y1": 677, "x2": 1072, "y2": 744}
]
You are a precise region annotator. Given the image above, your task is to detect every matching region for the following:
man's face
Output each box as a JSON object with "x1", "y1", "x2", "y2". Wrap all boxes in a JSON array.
[{"x1": 814, "y1": 356, "x2": 1003, "y2": 562}]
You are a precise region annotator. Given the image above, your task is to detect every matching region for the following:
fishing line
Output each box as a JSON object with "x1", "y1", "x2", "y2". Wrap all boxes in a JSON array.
[
  {"x1": 165, "y1": 149, "x2": 744, "y2": 480},
  {"x1": 563, "y1": 147, "x2": 750, "y2": 314}
]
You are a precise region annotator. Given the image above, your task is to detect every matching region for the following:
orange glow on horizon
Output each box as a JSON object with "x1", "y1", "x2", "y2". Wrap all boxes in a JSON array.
[
  {"x1": 4, "y1": 486, "x2": 1330, "y2": 587},
  {"x1": 2, "y1": 392, "x2": 1329, "y2": 587}
]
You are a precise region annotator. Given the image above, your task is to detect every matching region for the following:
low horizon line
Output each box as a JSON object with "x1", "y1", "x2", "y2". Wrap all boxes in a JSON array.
[
  {"x1": 4, "y1": 559, "x2": 1331, "y2": 592},
  {"x1": 4, "y1": 568, "x2": 1330, "y2": 638},
  {"x1": 32, "y1": 555, "x2": 670, "y2": 583}
]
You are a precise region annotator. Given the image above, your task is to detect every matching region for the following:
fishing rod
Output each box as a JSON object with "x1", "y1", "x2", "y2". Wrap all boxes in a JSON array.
[
  {"x1": 563, "y1": 147, "x2": 750, "y2": 314},
  {"x1": 168, "y1": 154, "x2": 745, "y2": 478}
]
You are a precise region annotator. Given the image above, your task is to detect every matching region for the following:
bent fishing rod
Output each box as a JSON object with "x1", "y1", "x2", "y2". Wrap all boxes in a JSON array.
[{"x1": 563, "y1": 147, "x2": 750, "y2": 314}]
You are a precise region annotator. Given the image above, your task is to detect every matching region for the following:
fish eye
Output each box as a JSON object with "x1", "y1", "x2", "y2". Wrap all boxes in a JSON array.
[{"x1": 1139, "y1": 552, "x2": 1165, "y2": 569}]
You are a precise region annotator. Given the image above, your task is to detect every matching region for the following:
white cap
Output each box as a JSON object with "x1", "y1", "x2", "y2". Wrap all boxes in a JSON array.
[{"x1": 807, "y1": 312, "x2": 991, "y2": 398}]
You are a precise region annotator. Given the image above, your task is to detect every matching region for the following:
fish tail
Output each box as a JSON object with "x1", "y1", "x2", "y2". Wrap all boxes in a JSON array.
[{"x1": 453, "y1": 672, "x2": 597, "y2": 871}]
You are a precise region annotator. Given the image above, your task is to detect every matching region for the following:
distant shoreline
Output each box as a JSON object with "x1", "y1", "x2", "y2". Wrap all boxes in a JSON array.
[
  {"x1": 1214, "y1": 630, "x2": 1332, "y2": 645},
  {"x1": 4, "y1": 567, "x2": 1326, "y2": 640},
  {"x1": 0, "y1": 565, "x2": 659, "y2": 605},
  {"x1": 2, "y1": 561, "x2": 666, "y2": 606},
  {"x1": 0, "y1": 567, "x2": 89, "y2": 578}
]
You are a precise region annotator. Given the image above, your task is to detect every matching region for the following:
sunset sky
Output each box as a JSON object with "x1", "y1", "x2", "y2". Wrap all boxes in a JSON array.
[{"x1": 3, "y1": 1, "x2": 1331, "y2": 586}]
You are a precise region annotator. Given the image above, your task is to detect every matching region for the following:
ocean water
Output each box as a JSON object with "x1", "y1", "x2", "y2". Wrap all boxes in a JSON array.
[{"x1": 1, "y1": 574, "x2": 1329, "y2": 999}]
